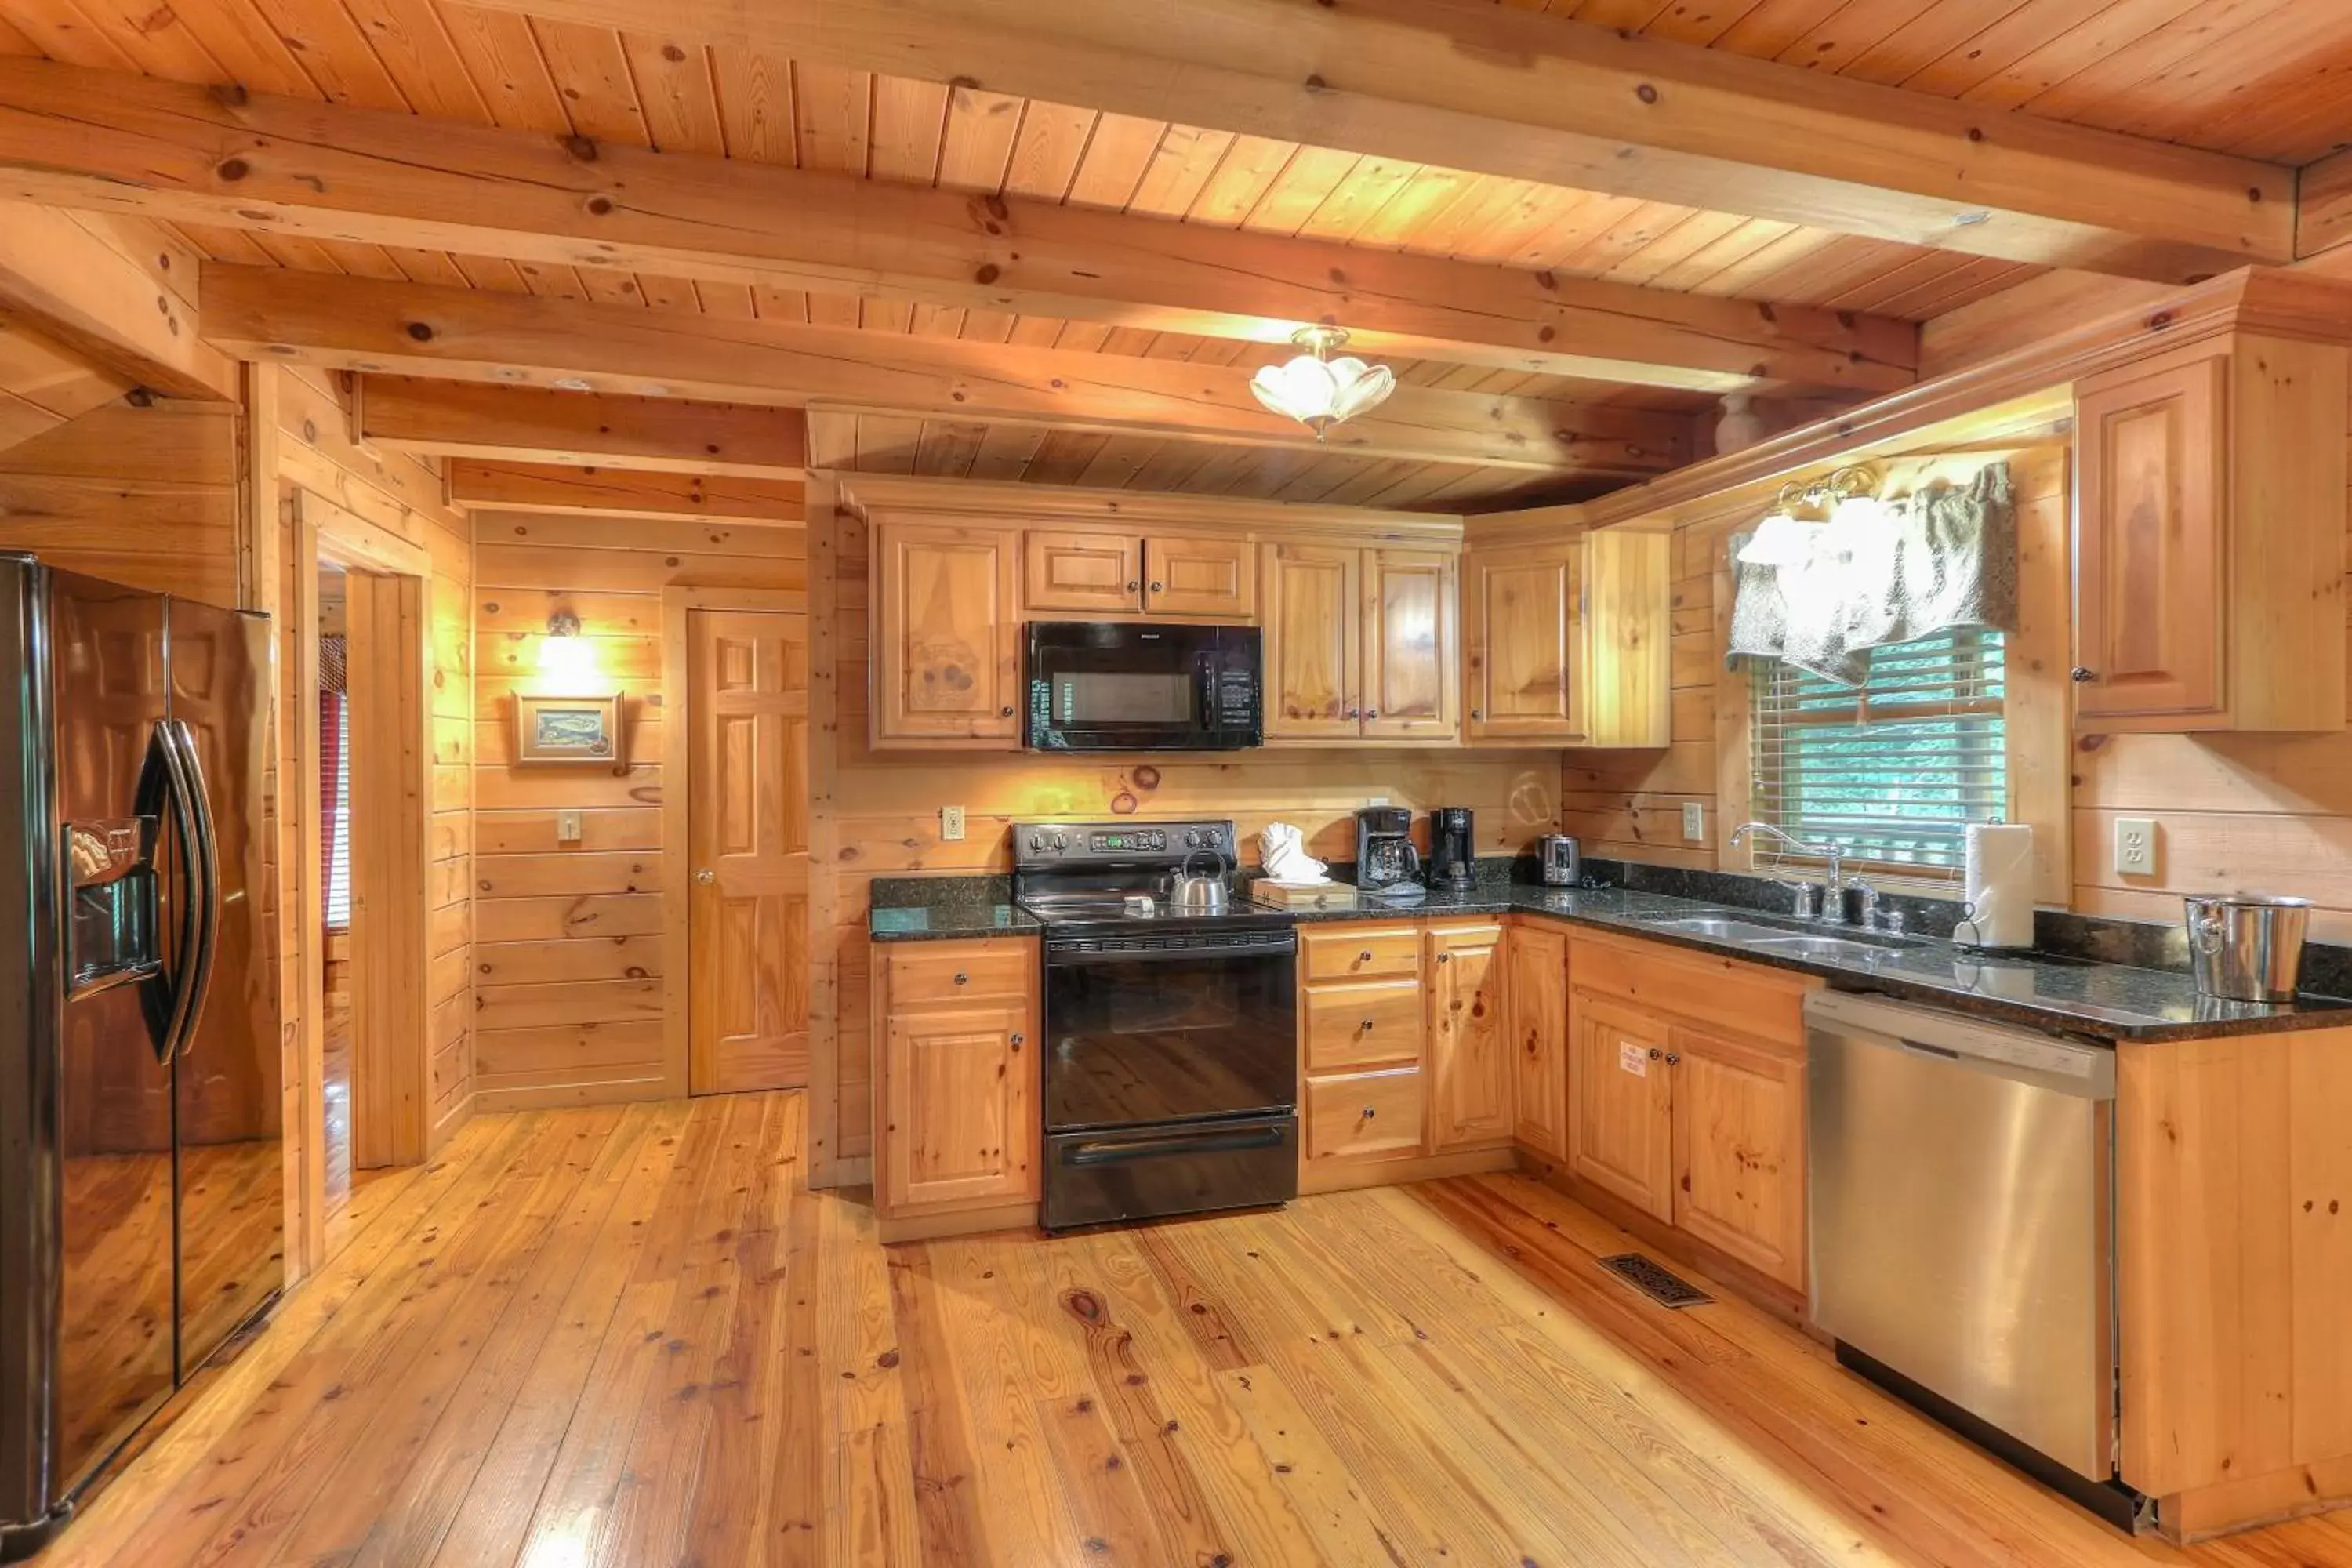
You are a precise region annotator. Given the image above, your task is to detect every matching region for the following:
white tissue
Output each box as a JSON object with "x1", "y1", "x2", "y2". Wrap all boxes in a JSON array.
[
  {"x1": 1960, "y1": 822, "x2": 2035, "y2": 949},
  {"x1": 1258, "y1": 822, "x2": 1330, "y2": 884}
]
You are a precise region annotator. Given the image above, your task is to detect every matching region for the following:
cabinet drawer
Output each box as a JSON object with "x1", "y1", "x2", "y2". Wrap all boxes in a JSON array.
[
  {"x1": 1304, "y1": 979, "x2": 1424, "y2": 1073},
  {"x1": 1305, "y1": 1069, "x2": 1425, "y2": 1163},
  {"x1": 1301, "y1": 925, "x2": 1421, "y2": 983},
  {"x1": 1569, "y1": 931, "x2": 1812, "y2": 1046},
  {"x1": 886, "y1": 942, "x2": 1035, "y2": 1007}
]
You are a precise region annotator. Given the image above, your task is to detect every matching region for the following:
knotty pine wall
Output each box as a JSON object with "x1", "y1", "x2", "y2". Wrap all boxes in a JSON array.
[
  {"x1": 824, "y1": 503, "x2": 1563, "y2": 1168},
  {"x1": 270, "y1": 365, "x2": 477, "y2": 1145},
  {"x1": 1562, "y1": 446, "x2": 2074, "y2": 906},
  {"x1": 469, "y1": 504, "x2": 805, "y2": 1110}
]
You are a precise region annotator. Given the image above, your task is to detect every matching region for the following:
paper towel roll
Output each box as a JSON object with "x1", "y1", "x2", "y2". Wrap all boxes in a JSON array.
[{"x1": 1960, "y1": 823, "x2": 2036, "y2": 949}]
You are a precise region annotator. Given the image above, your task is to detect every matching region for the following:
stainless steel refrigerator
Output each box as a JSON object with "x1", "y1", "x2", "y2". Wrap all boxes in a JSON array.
[{"x1": 0, "y1": 557, "x2": 281, "y2": 1559}]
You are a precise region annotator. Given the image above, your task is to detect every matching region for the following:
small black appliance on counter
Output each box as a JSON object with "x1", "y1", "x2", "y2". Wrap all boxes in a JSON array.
[
  {"x1": 1354, "y1": 806, "x2": 1422, "y2": 897},
  {"x1": 1428, "y1": 806, "x2": 1476, "y2": 888}
]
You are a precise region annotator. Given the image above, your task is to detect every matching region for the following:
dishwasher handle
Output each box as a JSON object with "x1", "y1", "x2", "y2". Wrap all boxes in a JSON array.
[{"x1": 1806, "y1": 990, "x2": 2114, "y2": 1099}]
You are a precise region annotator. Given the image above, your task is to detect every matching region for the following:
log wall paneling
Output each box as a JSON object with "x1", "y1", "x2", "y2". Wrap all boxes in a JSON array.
[
  {"x1": 470, "y1": 505, "x2": 804, "y2": 1110},
  {"x1": 0, "y1": 397, "x2": 241, "y2": 608}
]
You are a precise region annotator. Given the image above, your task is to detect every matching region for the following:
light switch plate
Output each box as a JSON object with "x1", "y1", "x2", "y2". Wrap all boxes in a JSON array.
[
  {"x1": 556, "y1": 809, "x2": 583, "y2": 844},
  {"x1": 2114, "y1": 817, "x2": 2157, "y2": 877},
  {"x1": 1682, "y1": 802, "x2": 1706, "y2": 842},
  {"x1": 941, "y1": 804, "x2": 966, "y2": 842}
]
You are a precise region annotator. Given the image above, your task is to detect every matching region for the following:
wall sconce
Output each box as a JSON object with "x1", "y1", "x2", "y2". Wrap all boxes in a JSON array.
[{"x1": 535, "y1": 609, "x2": 598, "y2": 685}]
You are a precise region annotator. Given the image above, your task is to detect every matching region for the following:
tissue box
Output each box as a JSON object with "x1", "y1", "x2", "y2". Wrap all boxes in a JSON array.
[{"x1": 1250, "y1": 879, "x2": 1359, "y2": 912}]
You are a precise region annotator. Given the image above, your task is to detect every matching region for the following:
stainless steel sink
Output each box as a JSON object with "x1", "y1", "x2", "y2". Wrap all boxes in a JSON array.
[
  {"x1": 1633, "y1": 915, "x2": 1797, "y2": 942},
  {"x1": 1745, "y1": 935, "x2": 1893, "y2": 961}
]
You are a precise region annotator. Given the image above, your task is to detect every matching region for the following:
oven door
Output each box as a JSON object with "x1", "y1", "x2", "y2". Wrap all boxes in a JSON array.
[
  {"x1": 1025, "y1": 621, "x2": 1260, "y2": 751},
  {"x1": 1042, "y1": 931, "x2": 1297, "y2": 1132}
]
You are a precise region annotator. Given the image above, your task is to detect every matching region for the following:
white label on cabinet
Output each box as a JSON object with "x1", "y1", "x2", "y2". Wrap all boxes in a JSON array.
[{"x1": 1618, "y1": 1040, "x2": 1648, "y2": 1076}]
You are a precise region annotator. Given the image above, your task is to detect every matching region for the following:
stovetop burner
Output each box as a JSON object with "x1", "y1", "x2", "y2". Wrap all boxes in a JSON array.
[{"x1": 1013, "y1": 818, "x2": 1294, "y2": 938}]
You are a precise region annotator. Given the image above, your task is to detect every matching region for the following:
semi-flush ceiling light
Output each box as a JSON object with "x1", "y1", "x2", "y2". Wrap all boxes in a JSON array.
[{"x1": 1249, "y1": 325, "x2": 1396, "y2": 437}]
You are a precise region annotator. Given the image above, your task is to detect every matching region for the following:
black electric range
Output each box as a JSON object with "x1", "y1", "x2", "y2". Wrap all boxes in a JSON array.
[{"x1": 1014, "y1": 819, "x2": 1299, "y2": 1231}]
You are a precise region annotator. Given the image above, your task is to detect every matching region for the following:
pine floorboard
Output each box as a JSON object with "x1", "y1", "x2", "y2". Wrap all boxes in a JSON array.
[{"x1": 45, "y1": 1091, "x2": 2352, "y2": 1566}]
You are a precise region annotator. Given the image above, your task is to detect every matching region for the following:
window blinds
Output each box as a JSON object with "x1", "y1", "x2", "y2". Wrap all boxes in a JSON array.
[{"x1": 1748, "y1": 626, "x2": 2006, "y2": 875}]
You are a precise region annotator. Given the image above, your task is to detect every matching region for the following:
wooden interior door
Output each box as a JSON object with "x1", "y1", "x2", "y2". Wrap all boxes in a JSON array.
[
  {"x1": 1426, "y1": 924, "x2": 1511, "y2": 1150},
  {"x1": 688, "y1": 608, "x2": 811, "y2": 1095},
  {"x1": 1669, "y1": 1025, "x2": 1806, "y2": 1291},
  {"x1": 1569, "y1": 994, "x2": 1675, "y2": 1221},
  {"x1": 1506, "y1": 924, "x2": 1569, "y2": 1158},
  {"x1": 2074, "y1": 354, "x2": 2225, "y2": 721},
  {"x1": 1261, "y1": 543, "x2": 1360, "y2": 739},
  {"x1": 1463, "y1": 545, "x2": 1582, "y2": 742},
  {"x1": 1362, "y1": 549, "x2": 1457, "y2": 742},
  {"x1": 873, "y1": 521, "x2": 1020, "y2": 743}
]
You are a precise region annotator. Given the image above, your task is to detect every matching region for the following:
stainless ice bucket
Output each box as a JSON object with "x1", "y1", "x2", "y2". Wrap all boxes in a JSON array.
[{"x1": 2184, "y1": 894, "x2": 2311, "y2": 1003}]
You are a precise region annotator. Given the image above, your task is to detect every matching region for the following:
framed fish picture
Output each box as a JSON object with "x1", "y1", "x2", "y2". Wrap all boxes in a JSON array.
[{"x1": 514, "y1": 692, "x2": 626, "y2": 766}]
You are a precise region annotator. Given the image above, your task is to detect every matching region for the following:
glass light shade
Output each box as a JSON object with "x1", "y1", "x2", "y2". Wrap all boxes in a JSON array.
[
  {"x1": 536, "y1": 630, "x2": 598, "y2": 685},
  {"x1": 1250, "y1": 352, "x2": 1396, "y2": 432},
  {"x1": 1735, "y1": 515, "x2": 1821, "y2": 568}
]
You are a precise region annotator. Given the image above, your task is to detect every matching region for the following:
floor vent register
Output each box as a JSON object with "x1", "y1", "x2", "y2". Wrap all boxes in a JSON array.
[{"x1": 1598, "y1": 1253, "x2": 1714, "y2": 1309}]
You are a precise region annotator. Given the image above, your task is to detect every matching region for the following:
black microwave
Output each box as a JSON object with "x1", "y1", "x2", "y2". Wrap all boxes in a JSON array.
[{"x1": 1025, "y1": 622, "x2": 1262, "y2": 752}]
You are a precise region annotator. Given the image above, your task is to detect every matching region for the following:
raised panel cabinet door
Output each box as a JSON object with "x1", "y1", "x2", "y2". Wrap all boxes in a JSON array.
[
  {"x1": 1363, "y1": 548, "x2": 1460, "y2": 742},
  {"x1": 873, "y1": 520, "x2": 1021, "y2": 745},
  {"x1": 1144, "y1": 532, "x2": 1255, "y2": 619},
  {"x1": 688, "y1": 608, "x2": 811, "y2": 1096},
  {"x1": 1024, "y1": 529, "x2": 1143, "y2": 614},
  {"x1": 1261, "y1": 543, "x2": 1362, "y2": 740},
  {"x1": 881, "y1": 1002, "x2": 1038, "y2": 1212},
  {"x1": 1669, "y1": 1025, "x2": 1806, "y2": 1291},
  {"x1": 1463, "y1": 546, "x2": 1582, "y2": 742},
  {"x1": 1506, "y1": 924, "x2": 1569, "y2": 1157},
  {"x1": 2074, "y1": 355, "x2": 2225, "y2": 722},
  {"x1": 1427, "y1": 924, "x2": 1512, "y2": 1150},
  {"x1": 1569, "y1": 993, "x2": 1675, "y2": 1221}
]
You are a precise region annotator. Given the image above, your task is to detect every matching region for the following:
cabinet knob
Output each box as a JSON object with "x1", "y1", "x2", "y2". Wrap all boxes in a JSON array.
[
  {"x1": 1127, "y1": 580, "x2": 1140, "y2": 592},
  {"x1": 1647, "y1": 1047, "x2": 1664, "y2": 1061},
  {"x1": 1149, "y1": 580, "x2": 1164, "y2": 592},
  {"x1": 1000, "y1": 704, "x2": 1014, "y2": 717},
  {"x1": 1343, "y1": 705, "x2": 1359, "y2": 719},
  {"x1": 1664, "y1": 1051, "x2": 1681, "y2": 1065},
  {"x1": 1360, "y1": 1106, "x2": 1377, "y2": 1120},
  {"x1": 1010, "y1": 1032, "x2": 1025, "y2": 1048},
  {"x1": 2070, "y1": 666, "x2": 2098, "y2": 683},
  {"x1": 1359, "y1": 949, "x2": 1374, "y2": 962},
  {"x1": 1470, "y1": 707, "x2": 1483, "y2": 720},
  {"x1": 1364, "y1": 709, "x2": 1379, "y2": 720},
  {"x1": 1361, "y1": 1018, "x2": 1376, "y2": 1031},
  {"x1": 695, "y1": 869, "x2": 715, "y2": 884},
  {"x1": 953, "y1": 971, "x2": 968, "y2": 985},
  {"x1": 1436, "y1": 952, "x2": 1451, "y2": 964}
]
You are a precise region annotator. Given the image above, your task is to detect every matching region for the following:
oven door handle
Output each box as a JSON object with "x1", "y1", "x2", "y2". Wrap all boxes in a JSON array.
[
  {"x1": 1047, "y1": 935, "x2": 1297, "y2": 965},
  {"x1": 1062, "y1": 1125, "x2": 1290, "y2": 1166}
]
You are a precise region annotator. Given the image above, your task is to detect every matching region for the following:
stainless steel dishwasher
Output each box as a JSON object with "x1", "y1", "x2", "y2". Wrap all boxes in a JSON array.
[{"x1": 1806, "y1": 991, "x2": 2134, "y2": 1523}]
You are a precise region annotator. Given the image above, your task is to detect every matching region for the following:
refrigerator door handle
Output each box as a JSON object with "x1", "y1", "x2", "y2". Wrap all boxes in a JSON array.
[
  {"x1": 162, "y1": 719, "x2": 221, "y2": 1060},
  {"x1": 139, "y1": 720, "x2": 201, "y2": 1063}
]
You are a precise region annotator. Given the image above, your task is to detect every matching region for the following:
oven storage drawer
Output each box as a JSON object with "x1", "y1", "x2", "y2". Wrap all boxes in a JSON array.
[{"x1": 1042, "y1": 1114, "x2": 1298, "y2": 1231}]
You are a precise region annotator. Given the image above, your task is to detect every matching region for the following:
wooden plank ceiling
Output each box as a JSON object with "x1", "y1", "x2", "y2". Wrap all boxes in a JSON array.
[{"x1": 3, "y1": 0, "x2": 2349, "y2": 506}]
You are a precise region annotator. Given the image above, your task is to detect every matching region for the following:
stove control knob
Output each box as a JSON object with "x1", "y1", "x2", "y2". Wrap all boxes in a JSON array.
[
  {"x1": 1054, "y1": 833, "x2": 1068, "y2": 850},
  {"x1": 1029, "y1": 833, "x2": 1044, "y2": 851},
  {"x1": 1185, "y1": 829, "x2": 1201, "y2": 848}
]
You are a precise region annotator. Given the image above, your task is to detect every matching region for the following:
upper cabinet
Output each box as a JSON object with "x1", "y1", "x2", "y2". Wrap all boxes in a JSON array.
[
  {"x1": 2073, "y1": 334, "x2": 2347, "y2": 734},
  {"x1": 1263, "y1": 543, "x2": 1459, "y2": 745},
  {"x1": 1462, "y1": 527, "x2": 1672, "y2": 748},
  {"x1": 1021, "y1": 528, "x2": 1254, "y2": 620},
  {"x1": 872, "y1": 518, "x2": 1023, "y2": 748}
]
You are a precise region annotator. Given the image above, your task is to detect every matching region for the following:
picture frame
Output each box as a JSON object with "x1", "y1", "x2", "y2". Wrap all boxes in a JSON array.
[{"x1": 512, "y1": 691, "x2": 626, "y2": 766}]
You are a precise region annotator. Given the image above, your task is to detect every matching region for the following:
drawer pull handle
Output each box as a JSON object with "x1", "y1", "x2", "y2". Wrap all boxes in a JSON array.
[
  {"x1": 1359, "y1": 949, "x2": 1374, "y2": 962},
  {"x1": 1360, "y1": 1107, "x2": 1376, "y2": 1120},
  {"x1": 1360, "y1": 1018, "x2": 1375, "y2": 1031},
  {"x1": 953, "y1": 971, "x2": 968, "y2": 985}
]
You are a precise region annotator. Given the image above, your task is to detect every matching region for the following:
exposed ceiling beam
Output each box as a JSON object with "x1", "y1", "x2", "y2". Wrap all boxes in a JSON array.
[
  {"x1": 198, "y1": 265, "x2": 1695, "y2": 474},
  {"x1": 448, "y1": 460, "x2": 806, "y2": 520},
  {"x1": 356, "y1": 378, "x2": 808, "y2": 477},
  {"x1": 451, "y1": 0, "x2": 2292, "y2": 284},
  {"x1": 0, "y1": 59, "x2": 1911, "y2": 396},
  {"x1": 0, "y1": 200, "x2": 234, "y2": 401},
  {"x1": 2299, "y1": 150, "x2": 2352, "y2": 261}
]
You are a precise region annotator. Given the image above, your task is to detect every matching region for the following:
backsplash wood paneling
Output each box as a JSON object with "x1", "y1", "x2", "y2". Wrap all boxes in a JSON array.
[{"x1": 468, "y1": 505, "x2": 804, "y2": 1109}]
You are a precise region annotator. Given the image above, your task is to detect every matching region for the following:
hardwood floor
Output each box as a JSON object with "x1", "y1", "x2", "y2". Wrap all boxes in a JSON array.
[{"x1": 51, "y1": 1092, "x2": 2352, "y2": 1567}]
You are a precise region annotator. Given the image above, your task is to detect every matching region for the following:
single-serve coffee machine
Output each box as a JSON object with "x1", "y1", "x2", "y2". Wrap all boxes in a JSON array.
[
  {"x1": 1428, "y1": 807, "x2": 1476, "y2": 889},
  {"x1": 1355, "y1": 806, "x2": 1422, "y2": 898}
]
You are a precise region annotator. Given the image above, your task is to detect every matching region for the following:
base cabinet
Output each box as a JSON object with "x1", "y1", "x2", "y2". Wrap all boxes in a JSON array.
[
  {"x1": 1427, "y1": 923, "x2": 1511, "y2": 1151},
  {"x1": 1668, "y1": 1025, "x2": 1806, "y2": 1287},
  {"x1": 1570, "y1": 994, "x2": 1677, "y2": 1221},
  {"x1": 875, "y1": 938, "x2": 1040, "y2": 1218},
  {"x1": 1505, "y1": 924, "x2": 1568, "y2": 1157}
]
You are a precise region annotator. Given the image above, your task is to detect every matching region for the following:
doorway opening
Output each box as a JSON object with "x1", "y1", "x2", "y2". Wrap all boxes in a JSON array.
[{"x1": 315, "y1": 561, "x2": 354, "y2": 1222}]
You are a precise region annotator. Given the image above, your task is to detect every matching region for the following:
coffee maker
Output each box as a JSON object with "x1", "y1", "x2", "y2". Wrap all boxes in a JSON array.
[
  {"x1": 1355, "y1": 806, "x2": 1423, "y2": 899},
  {"x1": 1428, "y1": 807, "x2": 1476, "y2": 889}
]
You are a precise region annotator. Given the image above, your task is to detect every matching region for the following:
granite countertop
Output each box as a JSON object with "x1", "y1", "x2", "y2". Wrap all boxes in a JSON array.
[{"x1": 868, "y1": 870, "x2": 2352, "y2": 1043}]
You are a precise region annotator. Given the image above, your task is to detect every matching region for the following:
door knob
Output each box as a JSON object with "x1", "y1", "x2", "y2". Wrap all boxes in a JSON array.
[{"x1": 695, "y1": 869, "x2": 715, "y2": 884}]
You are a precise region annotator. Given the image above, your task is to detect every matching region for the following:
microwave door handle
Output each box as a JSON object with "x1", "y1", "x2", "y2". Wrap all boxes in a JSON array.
[{"x1": 164, "y1": 720, "x2": 222, "y2": 1060}]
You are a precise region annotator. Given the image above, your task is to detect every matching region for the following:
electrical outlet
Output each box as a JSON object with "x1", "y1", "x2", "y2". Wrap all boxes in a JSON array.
[
  {"x1": 1682, "y1": 801, "x2": 1706, "y2": 842},
  {"x1": 940, "y1": 804, "x2": 966, "y2": 842},
  {"x1": 556, "y1": 809, "x2": 583, "y2": 845},
  {"x1": 1365, "y1": 796, "x2": 1388, "y2": 807},
  {"x1": 2114, "y1": 817, "x2": 2157, "y2": 877}
]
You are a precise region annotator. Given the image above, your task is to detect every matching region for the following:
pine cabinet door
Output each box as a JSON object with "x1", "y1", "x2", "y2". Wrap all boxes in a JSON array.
[
  {"x1": 1568, "y1": 993, "x2": 1675, "y2": 1221},
  {"x1": 1144, "y1": 533, "x2": 1255, "y2": 619},
  {"x1": 1427, "y1": 924, "x2": 1511, "y2": 1150},
  {"x1": 880, "y1": 1003, "x2": 1038, "y2": 1212},
  {"x1": 1023, "y1": 529, "x2": 1143, "y2": 614},
  {"x1": 1261, "y1": 543, "x2": 1361, "y2": 739},
  {"x1": 1669, "y1": 1025, "x2": 1806, "y2": 1291},
  {"x1": 873, "y1": 521, "x2": 1022, "y2": 745},
  {"x1": 1362, "y1": 549, "x2": 1458, "y2": 742},
  {"x1": 1505, "y1": 924, "x2": 1569, "y2": 1158},
  {"x1": 1463, "y1": 545, "x2": 1582, "y2": 742}
]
